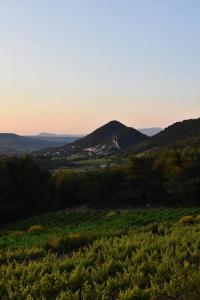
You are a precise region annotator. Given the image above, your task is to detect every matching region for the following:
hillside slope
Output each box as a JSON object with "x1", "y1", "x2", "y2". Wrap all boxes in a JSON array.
[
  {"x1": 0, "y1": 133, "x2": 63, "y2": 153},
  {"x1": 25, "y1": 134, "x2": 81, "y2": 144},
  {"x1": 58, "y1": 120, "x2": 148, "y2": 154},
  {"x1": 132, "y1": 117, "x2": 200, "y2": 153}
]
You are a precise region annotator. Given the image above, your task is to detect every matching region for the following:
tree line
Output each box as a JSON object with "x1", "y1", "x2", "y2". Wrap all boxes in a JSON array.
[{"x1": 0, "y1": 147, "x2": 200, "y2": 224}]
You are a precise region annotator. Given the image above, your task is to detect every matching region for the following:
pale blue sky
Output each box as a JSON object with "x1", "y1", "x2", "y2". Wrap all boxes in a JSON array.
[{"x1": 0, "y1": 0, "x2": 200, "y2": 134}]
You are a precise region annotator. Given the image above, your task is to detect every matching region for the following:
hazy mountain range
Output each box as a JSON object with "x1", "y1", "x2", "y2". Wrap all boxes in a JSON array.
[
  {"x1": 0, "y1": 134, "x2": 52, "y2": 154},
  {"x1": 55, "y1": 118, "x2": 200, "y2": 155},
  {"x1": 25, "y1": 133, "x2": 84, "y2": 145},
  {"x1": 0, "y1": 119, "x2": 199, "y2": 154},
  {"x1": 0, "y1": 133, "x2": 83, "y2": 154},
  {"x1": 0, "y1": 127, "x2": 161, "y2": 154},
  {"x1": 138, "y1": 127, "x2": 162, "y2": 136}
]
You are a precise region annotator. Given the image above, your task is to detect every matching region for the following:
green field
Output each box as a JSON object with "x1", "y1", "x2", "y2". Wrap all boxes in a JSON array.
[
  {"x1": 40, "y1": 156, "x2": 124, "y2": 173},
  {"x1": 1, "y1": 208, "x2": 200, "y2": 299}
]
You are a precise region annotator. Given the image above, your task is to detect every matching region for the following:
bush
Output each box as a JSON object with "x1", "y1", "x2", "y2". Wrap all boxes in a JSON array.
[
  {"x1": 45, "y1": 237, "x2": 61, "y2": 251},
  {"x1": 179, "y1": 216, "x2": 195, "y2": 225},
  {"x1": 119, "y1": 286, "x2": 149, "y2": 300},
  {"x1": 27, "y1": 225, "x2": 45, "y2": 233},
  {"x1": 195, "y1": 215, "x2": 200, "y2": 223},
  {"x1": 151, "y1": 224, "x2": 159, "y2": 234},
  {"x1": 46, "y1": 233, "x2": 96, "y2": 253},
  {"x1": 105, "y1": 211, "x2": 117, "y2": 220}
]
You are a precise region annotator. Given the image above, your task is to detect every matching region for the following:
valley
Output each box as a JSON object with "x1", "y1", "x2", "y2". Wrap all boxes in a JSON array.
[
  {"x1": 1, "y1": 1, "x2": 199, "y2": 298},
  {"x1": 1, "y1": 118, "x2": 200, "y2": 300}
]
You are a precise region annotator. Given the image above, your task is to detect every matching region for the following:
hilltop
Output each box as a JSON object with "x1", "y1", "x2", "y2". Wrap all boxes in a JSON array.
[{"x1": 57, "y1": 120, "x2": 148, "y2": 155}]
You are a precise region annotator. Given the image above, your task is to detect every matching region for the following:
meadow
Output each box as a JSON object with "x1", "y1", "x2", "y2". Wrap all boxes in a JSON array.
[{"x1": 1, "y1": 208, "x2": 200, "y2": 299}]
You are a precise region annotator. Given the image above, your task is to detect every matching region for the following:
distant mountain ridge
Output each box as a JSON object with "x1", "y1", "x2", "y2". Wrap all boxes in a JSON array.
[
  {"x1": 25, "y1": 134, "x2": 83, "y2": 144},
  {"x1": 138, "y1": 127, "x2": 162, "y2": 136},
  {"x1": 1, "y1": 117, "x2": 199, "y2": 155},
  {"x1": 0, "y1": 133, "x2": 52, "y2": 153},
  {"x1": 0, "y1": 133, "x2": 81, "y2": 153},
  {"x1": 36, "y1": 133, "x2": 85, "y2": 138}
]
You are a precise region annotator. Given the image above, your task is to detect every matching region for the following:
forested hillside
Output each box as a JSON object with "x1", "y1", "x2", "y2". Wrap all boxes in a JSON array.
[
  {"x1": 1, "y1": 146, "x2": 200, "y2": 225},
  {"x1": 57, "y1": 120, "x2": 148, "y2": 154},
  {"x1": 132, "y1": 118, "x2": 200, "y2": 153}
]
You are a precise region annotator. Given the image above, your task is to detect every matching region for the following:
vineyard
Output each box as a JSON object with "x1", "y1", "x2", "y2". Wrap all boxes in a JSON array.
[{"x1": 1, "y1": 208, "x2": 200, "y2": 299}]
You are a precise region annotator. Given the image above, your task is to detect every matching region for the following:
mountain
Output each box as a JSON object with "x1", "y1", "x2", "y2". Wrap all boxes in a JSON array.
[
  {"x1": 36, "y1": 133, "x2": 85, "y2": 138},
  {"x1": 0, "y1": 134, "x2": 50, "y2": 153},
  {"x1": 138, "y1": 127, "x2": 163, "y2": 136},
  {"x1": 112, "y1": 127, "x2": 149, "y2": 150},
  {"x1": 25, "y1": 133, "x2": 82, "y2": 144},
  {"x1": 68, "y1": 121, "x2": 126, "y2": 149},
  {"x1": 37, "y1": 133, "x2": 58, "y2": 137},
  {"x1": 132, "y1": 118, "x2": 200, "y2": 153},
  {"x1": 0, "y1": 133, "x2": 78, "y2": 154},
  {"x1": 58, "y1": 120, "x2": 148, "y2": 155}
]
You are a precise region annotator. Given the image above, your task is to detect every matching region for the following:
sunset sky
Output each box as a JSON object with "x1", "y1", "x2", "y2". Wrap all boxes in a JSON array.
[{"x1": 1, "y1": 0, "x2": 200, "y2": 134}]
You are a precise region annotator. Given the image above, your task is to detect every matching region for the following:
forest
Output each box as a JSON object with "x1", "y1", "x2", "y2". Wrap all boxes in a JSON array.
[{"x1": 0, "y1": 146, "x2": 200, "y2": 225}]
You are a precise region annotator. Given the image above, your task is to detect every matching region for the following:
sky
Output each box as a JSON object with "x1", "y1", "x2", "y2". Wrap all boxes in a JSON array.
[{"x1": 0, "y1": 0, "x2": 200, "y2": 134}]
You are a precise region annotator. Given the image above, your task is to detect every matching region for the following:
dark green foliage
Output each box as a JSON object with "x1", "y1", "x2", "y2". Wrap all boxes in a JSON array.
[
  {"x1": 125, "y1": 154, "x2": 164, "y2": 205},
  {"x1": 158, "y1": 147, "x2": 200, "y2": 205},
  {"x1": 0, "y1": 155, "x2": 51, "y2": 224},
  {"x1": 52, "y1": 147, "x2": 200, "y2": 209},
  {"x1": 1, "y1": 147, "x2": 200, "y2": 225},
  {"x1": 52, "y1": 170, "x2": 84, "y2": 207}
]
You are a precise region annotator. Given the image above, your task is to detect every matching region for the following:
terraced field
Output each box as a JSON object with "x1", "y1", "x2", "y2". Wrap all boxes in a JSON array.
[
  {"x1": 1, "y1": 208, "x2": 200, "y2": 299},
  {"x1": 5, "y1": 207, "x2": 200, "y2": 231}
]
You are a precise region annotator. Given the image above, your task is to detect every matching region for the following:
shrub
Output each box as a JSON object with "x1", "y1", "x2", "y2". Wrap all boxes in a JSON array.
[
  {"x1": 45, "y1": 237, "x2": 61, "y2": 251},
  {"x1": 179, "y1": 216, "x2": 195, "y2": 225},
  {"x1": 119, "y1": 286, "x2": 149, "y2": 300},
  {"x1": 46, "y1": 233, "x2": 96, "y2": 253},
  {"x1": 105, "y1": 211, "x2": 117, "y2": 220},
  {"x1": 27, "y1": 225, "x2": 45, "y2": 233},
  {"x1": 195, "y1": 215, "x2": 200, "y2": 223},
  {"x1": 151, "y1": 224, "x2": 159, "y2": 234}
]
